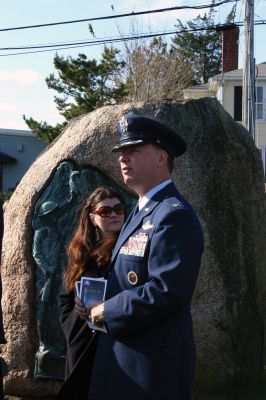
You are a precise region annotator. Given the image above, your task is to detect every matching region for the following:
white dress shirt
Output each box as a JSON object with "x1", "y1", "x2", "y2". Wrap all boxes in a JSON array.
[{"x1": 138, "y1": 179, "x2": 172, "y2": 211}]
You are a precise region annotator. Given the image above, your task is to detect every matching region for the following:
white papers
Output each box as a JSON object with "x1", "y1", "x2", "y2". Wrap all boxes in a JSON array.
[
  {"x1": 76, "y1": 277, "x2": 107, "y2": 333},
  {"x1": 75, "y1": 280, "x2": 81, "y2": 298}
]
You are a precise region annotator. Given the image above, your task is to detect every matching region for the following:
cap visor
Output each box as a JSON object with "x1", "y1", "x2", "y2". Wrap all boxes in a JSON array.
[{"x1": 112, "y1": 139, "x2": 145, "y2": 152}]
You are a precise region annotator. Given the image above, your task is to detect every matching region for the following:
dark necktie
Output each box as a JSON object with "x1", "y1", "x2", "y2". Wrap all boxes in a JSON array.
[
  {"x1": 131, "y1": 204, "x2": 139, "y2": 218},
  {"x1": 120, "y1": 204, "x2": 139, "y2": 234}
]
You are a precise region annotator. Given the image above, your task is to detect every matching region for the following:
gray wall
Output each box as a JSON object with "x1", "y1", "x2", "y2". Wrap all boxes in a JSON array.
[{"x1": 0, "y1": 129, "x2": 47, "y2": 192}]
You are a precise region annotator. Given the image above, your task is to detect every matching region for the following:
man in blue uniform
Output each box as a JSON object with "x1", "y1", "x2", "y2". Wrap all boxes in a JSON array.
[{"x1": 88, "y1": 114, "x2": 204, "y2": 400}]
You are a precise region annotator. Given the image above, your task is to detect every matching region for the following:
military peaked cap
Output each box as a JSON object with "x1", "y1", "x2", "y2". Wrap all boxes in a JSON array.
[{"x1": 112, "y1": 114, "x2": 187, "y2": 157}]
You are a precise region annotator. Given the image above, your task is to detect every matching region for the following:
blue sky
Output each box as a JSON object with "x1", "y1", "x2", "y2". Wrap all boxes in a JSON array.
[{"x1": 1, "y1": 0, "x2": 265, "y2": 130}]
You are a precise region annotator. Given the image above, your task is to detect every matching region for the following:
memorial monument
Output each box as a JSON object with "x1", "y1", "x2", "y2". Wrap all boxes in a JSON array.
[{"x1": 1, "y1": 99, "x2": 265, "y2": 398}]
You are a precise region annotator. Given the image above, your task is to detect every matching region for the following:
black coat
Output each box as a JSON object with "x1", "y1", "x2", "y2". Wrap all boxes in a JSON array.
[{"x1": 55, "y1": 290, "x2": 98, "y2": 400}]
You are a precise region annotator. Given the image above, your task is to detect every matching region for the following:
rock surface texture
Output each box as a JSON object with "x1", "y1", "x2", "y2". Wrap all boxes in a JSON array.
[{"x1": 1, "y1": 98, "x2": 265, "y2": 398}]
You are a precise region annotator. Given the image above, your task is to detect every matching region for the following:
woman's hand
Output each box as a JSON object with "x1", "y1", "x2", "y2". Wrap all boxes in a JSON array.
[{"x1": 74, "y1": 296, "x2": 87, "y2": 320}]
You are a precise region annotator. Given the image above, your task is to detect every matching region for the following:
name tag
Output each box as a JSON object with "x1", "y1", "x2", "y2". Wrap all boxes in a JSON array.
[{"x1": 120, "y1": 233, "x2": 148, "y2": 257}]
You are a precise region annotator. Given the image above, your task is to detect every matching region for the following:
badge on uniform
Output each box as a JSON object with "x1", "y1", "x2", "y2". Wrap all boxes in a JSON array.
[
  {"x1": 127, "y1": 271, "x2": 138, "y2": 285},
  {"x1": 120, "y1": 232, "x2": 148, "y2": 257},
  {"x1": 142, "y1": 221, "x2": 153, "y2": 230}
]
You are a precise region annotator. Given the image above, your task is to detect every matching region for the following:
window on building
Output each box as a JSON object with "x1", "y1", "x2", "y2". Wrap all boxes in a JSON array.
[
  {"x1": 255, "y1": 86, "x2": 263, "y2": 120},
  {"x1": 234, "y1": 85, "x2": 265, "y2": 122},
  {"x1": 234, "y1": 86, "x2": 242, "y2": 121}
]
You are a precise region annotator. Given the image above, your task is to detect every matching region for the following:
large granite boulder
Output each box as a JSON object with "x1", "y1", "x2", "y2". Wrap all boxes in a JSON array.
[{"x1": 1, "y1": 98, "x2": 265, "y2": 398}]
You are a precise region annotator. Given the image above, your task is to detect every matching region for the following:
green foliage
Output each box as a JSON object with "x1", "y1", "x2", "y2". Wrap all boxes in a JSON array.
[
  {"x1": 23, "y1": 116, "x2": 67, "y2": 143},
  {"x1": 172, "y1": 4, "x2": 236, "y2": 84},
  {"x1": 24, "y1": 4, "x2": 236, "y2": 143},
  {"x1": 172, "y1": 3, "x2": 230, "y2": 84},
  {"x1": 0, "y1": 191, "x2": 12, "y2": 203},
  {"x1": 24, "y1": 46, "x2": 127, "y2": 143},
  {"x1": 172, "y1": 8, "x2": 222, "y2": 84}
]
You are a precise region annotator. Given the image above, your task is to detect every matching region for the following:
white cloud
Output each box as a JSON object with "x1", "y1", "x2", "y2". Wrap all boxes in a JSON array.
[
  {"x1": 0, "y1": 69, "x2": 41, "y2": 86},
  {"x1": 0, "y1": 102, "x2": 19, "y2": 112},
  {"x1": 0, "y1": 120, "x2": 28, "y2": 130}
]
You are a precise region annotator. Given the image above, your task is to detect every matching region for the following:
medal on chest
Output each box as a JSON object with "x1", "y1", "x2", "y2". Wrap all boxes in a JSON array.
[
  {"x1": 127, "y1": 271, "x2": 138, "y2": 285},
  {"x1": 119, "y1": 232, "x2": 148, "y2": 257}
]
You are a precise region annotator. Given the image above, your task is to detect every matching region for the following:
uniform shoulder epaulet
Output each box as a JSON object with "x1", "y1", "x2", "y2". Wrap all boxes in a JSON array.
[{"x1": 164, "y1": 197, "x2": 185, "y2": 210}]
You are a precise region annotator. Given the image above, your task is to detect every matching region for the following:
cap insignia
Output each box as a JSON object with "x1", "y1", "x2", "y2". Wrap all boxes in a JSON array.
[{"x1": 119, "y1": 115, "x2": 128, "y2": 133}]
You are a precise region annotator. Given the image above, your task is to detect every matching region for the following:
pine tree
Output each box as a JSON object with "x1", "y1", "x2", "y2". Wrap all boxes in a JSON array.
[
  {"x1": 172, "y1": 8, "x2": 222, "y2": 84},
  {"x1": 24, "y1": 4, "x2": 236, "y2": 142},
  {"x1": 24, "y1": 47, "x2": 127, "y2": 142},
  {"x1": 172, "y1": 4, "x2": 236, "y2": 84}
]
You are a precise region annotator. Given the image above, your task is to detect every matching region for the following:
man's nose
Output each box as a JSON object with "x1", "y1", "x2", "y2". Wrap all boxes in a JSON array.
[{"x1": 119, "y1": 152, "x2": 129, "y2": 163}]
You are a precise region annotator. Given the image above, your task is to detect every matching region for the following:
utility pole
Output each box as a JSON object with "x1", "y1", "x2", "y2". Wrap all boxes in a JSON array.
[{"x1": 242, "y1": 0, "x2": 256, "y2": 141}]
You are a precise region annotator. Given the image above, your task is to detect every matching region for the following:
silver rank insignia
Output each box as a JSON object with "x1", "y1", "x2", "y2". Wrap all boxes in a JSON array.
[
  {"x1": 119, "y1": 115, "x2": 128, "y2": 133},
  {"x1": 171, "y1": 202, "x2": 182, "y2": 208}
]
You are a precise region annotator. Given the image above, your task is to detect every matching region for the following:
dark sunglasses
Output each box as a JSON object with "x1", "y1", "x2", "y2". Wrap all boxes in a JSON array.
[{"x1": 93, "y1": 203, "x2": 125, "y2": 218}]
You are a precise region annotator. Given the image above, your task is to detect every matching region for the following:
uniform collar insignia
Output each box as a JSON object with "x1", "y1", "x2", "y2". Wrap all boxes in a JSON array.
[{"x1": 171, "y1": 202, "x2": 182, "y2": 208}]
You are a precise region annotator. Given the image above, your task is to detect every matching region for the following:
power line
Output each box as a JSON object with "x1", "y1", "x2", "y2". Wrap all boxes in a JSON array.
[
  {"x1": 1, "y1": 20, "x2": 266, "y2": 55},
  {"x1": 0, "y1": 30, "x2": 177, "y2": 51},
  {"x1": 0, "y1": 0, "x2": 239, "y2": 32}
]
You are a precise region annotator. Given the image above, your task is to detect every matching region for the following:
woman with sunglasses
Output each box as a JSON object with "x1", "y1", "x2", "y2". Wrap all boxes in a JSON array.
[{"x1": 56, "y1": 186, "x2": 125, "y2": 400}]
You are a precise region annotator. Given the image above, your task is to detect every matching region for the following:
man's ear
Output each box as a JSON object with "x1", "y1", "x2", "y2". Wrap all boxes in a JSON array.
[{"x1": 158, "y1": 149, "x2": 168, "y2": 166}]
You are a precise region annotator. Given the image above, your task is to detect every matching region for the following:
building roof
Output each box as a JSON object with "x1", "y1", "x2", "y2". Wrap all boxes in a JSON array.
[
  {"x1": 211, "y1": 62, "x2": 266, "y2": 81},
  {"x1": 0, "y1": 128, "x2": 36, "y2": 138},
  {"x1": 183, "y1": 62, "x2": 266, "y2": 95},
  {"x1": 184, "y1": 83, "x2": 209, "y2": 91}
]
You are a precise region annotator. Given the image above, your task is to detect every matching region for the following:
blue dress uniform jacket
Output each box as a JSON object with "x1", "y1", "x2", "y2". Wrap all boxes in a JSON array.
[{"x1": 88, "y1": 182, "x2": 204, "y2": 400}]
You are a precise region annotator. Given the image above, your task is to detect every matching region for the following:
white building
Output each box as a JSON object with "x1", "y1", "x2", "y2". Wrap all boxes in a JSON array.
[
  {"x1": 183, "y1": 26, "x2": 266, "y2": 180},
  {"x1": 0, "y1": 129, "x2": 47, "y2": 192}
]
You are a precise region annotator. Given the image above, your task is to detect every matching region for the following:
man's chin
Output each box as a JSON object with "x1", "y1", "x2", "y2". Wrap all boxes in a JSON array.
[{"x1": 123, "y1": 175, "x2": 132, "y2": 185}]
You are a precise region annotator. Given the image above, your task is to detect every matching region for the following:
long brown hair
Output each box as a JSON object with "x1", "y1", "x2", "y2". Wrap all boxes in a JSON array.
[{"x1": 64, "y1": 186, "x2": 125, "y2": 291}]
